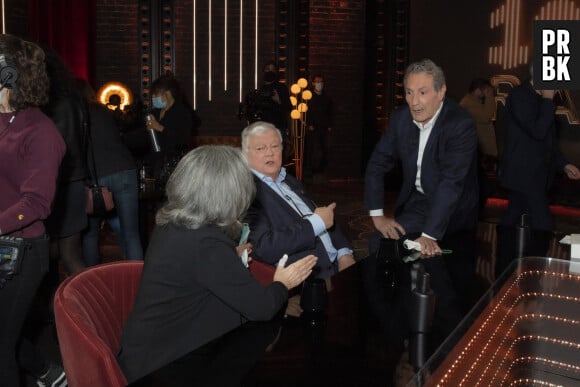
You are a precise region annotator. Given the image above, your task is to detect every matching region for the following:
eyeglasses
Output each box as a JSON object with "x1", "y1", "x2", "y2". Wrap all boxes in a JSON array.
[{"x1": 252, "y1": 143, "x2": 282, "y2": 154}]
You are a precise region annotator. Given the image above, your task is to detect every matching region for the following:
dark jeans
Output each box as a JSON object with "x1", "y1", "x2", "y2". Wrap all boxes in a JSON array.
[
  {"x1": 83, "y1": 169, "x2": 143, "y2": 265},
  {"x1": 0, "y1": 236, "x2": 49, "y2": 385},
  {"x1": 496, "y1": 189, "x2": 553, "y2": 277},
  {"x1": 304, "y1": 127, "x2": 328, "y2": 175}
]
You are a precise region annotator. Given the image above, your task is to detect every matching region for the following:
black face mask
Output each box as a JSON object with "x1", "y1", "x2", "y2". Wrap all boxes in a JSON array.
[{"x1": 263, "y1": 71, "x2": 276, "y2": 83}]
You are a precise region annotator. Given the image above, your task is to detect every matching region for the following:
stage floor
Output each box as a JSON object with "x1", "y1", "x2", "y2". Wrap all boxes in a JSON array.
[{"x1": 24, "y1": 178, "x2": 580, "y2": 386}]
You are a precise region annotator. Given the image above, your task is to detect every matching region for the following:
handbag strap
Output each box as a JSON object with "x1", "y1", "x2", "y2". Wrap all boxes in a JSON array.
[{"x1": 83, "y1": 101, "x2": 101, "y2": 187}]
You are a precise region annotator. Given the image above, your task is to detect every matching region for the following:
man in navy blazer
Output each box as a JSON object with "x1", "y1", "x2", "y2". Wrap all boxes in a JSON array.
[
  {"x1": 365, "y1": 59, "x2": 479, "y2": 255},
  {"x1": 242, "y1": 121, "x2": 355, "y2": 280},
  {"x1": 364, "y1": 59, "x2": 479, "y2": 347}
]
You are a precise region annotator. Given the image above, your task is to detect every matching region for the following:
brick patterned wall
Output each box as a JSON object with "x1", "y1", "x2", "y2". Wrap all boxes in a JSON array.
[
  {"x1": 7, "y1": 0, "x2": 365, "y2": 178},
  {"x1": 309, "y1": 0, "x2": 365, "y2": 178},
  {"x1": 92, "y1": 1, "x2": 278, "y2": 136},
  {"x1": 94, "y1": 1, "x2": 140, "y2": 101},
  {"x1": 5, "y1": 0, "x2": 28, "y2": 38},
  {"x1": 90, "y1": 0, "x2": 364, "y2": 177},
  {"x1": 174, "y1": 1, "x2": 277, "y2": 136}
]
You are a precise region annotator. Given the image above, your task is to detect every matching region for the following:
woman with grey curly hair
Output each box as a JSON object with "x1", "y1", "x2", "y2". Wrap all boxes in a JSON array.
[
  {"x1": 156, "y1": 144, "x2": 257, "y2": 236},
  {"x1": 118, "y1": 145, "x2": 316, "y2": 384}
]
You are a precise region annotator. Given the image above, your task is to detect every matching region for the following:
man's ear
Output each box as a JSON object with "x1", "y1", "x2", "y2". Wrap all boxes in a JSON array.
[{"x1": 438, "y1": 84, "x2": 447, "y2": 101}]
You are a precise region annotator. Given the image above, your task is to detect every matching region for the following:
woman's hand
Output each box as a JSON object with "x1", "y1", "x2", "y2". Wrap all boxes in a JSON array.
[
  {"x1": 564, "y1": 163, "x2": 580, "y2": 180},
  {"x1": 145, "y1": 115, "x2": 164, "y2": 132},
  {"x1": 273, "y1": 254, "x2": 317, "y2": 291},
  {"x1": 236, "y1": 243, "x2": 252, "y2": 257}
]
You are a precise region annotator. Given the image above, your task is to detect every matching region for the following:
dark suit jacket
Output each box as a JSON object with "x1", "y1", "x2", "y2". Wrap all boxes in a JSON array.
[
  {"x1": 245, "y1": 173, "x2": 352, "y2": 279},
  {"x1": 364, "y1": 98, "x2": 479, "y2": 240},
  {"x1": 117, "y1": 224, "x2": 288, "y2": 383},
  {"x1": 499, "y1": 81, "x2": 567, "y2": 193}
]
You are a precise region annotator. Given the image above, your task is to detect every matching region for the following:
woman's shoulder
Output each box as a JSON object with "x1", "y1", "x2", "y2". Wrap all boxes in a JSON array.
[
  {"x1": 18, "y1": 108, "x2": 64, "y2": 143},
  {"x1": 152, "y1": 224, "x2": 232, "y2": 246},
  {"x1": 146, "y1": 224, "x2": 235, "y2": 269}
]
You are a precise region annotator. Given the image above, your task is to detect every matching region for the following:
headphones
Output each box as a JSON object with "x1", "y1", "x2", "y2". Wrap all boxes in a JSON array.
[{"x1": 0, "y1": 54, "x2": 19, "y2": 89}]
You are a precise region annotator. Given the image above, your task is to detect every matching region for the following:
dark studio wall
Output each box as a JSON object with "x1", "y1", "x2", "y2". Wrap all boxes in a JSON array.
[
  {"x1": 308, "y1": 1, "x2": 365, "y2": 178},
  {"x1": 409, "y1": 1, "x2": 496, "y2": 101},
  {"x1": 4, "y1": 0, "x2": 27, "y2": 37},
  {"x1": 408, "y1": 0, "x2": 580, "y2": 166},
  {"x1": 12, "y1": 1, "x2": 578, "y2": 177},
  {"x1": 409, "y1": 0, "x2": 580, "y2": 100},
  {"x1": 88, "y1": 1, "x2": 367, "y2": 178}
]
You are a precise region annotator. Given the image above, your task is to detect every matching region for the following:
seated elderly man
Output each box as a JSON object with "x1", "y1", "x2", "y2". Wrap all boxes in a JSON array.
[{"x1": 242, "y1": 121, "x2": 355, "y2": 279}]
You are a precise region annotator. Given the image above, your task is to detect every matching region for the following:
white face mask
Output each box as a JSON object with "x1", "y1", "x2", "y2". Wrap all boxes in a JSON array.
[{"x1": 314, "y1": 82, "x2": 324, "y2": 92}]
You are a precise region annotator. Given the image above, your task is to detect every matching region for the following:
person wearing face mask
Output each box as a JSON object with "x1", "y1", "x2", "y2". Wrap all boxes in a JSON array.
[
  {"x1": 145, "y1": 73, "x2": 200, "y2": 182},
  {"x1": 305, "y1": 74, "x2": 333, "y2": 180},
  {"x1": 146, "y1": 74, "x2": 196, "y2": 154}
]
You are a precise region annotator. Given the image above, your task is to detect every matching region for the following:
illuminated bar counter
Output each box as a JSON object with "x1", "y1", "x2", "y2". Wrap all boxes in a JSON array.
[{"x1": 410, "y1": 257, "x2": 580, "y2": 386}]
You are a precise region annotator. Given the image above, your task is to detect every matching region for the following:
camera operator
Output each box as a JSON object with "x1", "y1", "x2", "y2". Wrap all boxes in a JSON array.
[{"x1": 241, "y1": 61, "x2": 291, "y2": 134}]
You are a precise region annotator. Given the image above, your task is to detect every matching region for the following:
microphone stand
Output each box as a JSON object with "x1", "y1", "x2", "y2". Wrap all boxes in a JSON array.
[{"x1": 409, "y1": 263, "x2": 436, "y2": 374}]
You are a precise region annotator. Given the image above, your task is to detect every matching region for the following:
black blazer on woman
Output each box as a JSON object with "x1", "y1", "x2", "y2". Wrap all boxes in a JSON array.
[{"x1": 117, "y1": 224, "x2": 288, "y2": 384}]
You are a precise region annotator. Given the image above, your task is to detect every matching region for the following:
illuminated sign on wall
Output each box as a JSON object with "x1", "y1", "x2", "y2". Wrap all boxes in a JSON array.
[{"x1": 489, "y1": 0, "x2": 580, "y2": 69}]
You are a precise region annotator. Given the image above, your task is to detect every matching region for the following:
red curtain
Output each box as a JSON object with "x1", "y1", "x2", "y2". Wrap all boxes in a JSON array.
[{"x1": 28, "y1": 0, "x2": 96, "y2": 83}]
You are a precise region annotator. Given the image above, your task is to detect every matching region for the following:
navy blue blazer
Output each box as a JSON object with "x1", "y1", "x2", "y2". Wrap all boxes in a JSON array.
[
  {"x1": 499, "y1": 81, "x2": 567, "y2": 193},
  {"x1": 364, "y1": 98, "x2": 479, "y2": 240},
  {"x1": 245, "y1": 174, "x2": 352, "y2": 279}
]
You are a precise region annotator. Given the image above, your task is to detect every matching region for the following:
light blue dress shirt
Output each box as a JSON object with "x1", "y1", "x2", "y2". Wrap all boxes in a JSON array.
[{"x1": 252, "y1": 167, "x2": 352, "y2": 263}]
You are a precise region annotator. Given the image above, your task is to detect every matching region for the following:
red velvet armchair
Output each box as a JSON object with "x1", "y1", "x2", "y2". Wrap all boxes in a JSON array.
[
  {"x1": 54, "y1": 260, "x2": 144, "y2": 387},
  {"x1": 248, "y1": 259, "x2": 275, "y2": 285}
]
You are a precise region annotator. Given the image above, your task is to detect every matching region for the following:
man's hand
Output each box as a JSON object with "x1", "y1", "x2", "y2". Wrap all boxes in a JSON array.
[
  {"x1": 564, "y1": 164, "x2": 580, "y2": 180},
  {"x1": 372, "y1": 216, "x2": 406, "y2": 239},
  {"x1": 337, "y1": 254, "x2": 356, "y2": 271},
  {"x1": 271, "y1": 89, "x2": 281, "y2": 104},
  {"x1": 315, "y1": 202, "x2": 336, "y2": 229},
  {"x1": 539, "y1": 89, "x2": 556, "y2": 99},
  {"x1": 414, "y1": 236, "x2": 442, "y2": 257}
]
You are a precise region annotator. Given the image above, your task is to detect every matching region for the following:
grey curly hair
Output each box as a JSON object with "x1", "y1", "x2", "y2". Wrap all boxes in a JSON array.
[{"x1": 156, "y1": 145, "x2": 256, "y2": 235}]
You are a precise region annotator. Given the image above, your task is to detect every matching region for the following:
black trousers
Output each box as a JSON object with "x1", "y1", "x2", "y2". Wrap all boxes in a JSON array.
[
  {"x1": 501, "y1": 188, "x2": 552, "y2": 231},
  {"x1": 0, "y1": 235, "x2": 50, "y2": 385},
  {"x1": 304, "y1": 126, "x2": 328, "y2": 176}
]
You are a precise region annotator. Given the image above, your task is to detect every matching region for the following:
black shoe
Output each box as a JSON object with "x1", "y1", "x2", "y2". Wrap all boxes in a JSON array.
[{"x1": 37, "y1": 363, "x2": 67, "y2": 387}]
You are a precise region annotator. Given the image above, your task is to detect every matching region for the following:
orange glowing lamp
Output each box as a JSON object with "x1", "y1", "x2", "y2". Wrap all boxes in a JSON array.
[{"x1": 97, "y1": 82, "x2": 133, "y2": 111}]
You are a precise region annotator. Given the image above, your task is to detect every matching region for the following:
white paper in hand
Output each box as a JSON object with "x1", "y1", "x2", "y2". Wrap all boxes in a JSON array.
[
  {"x1": 240, "y1": 249, "x2": 249, "y2": 268},
  {"x1": 403, "y1": 239, "x2": 422, "y2": 252}
]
